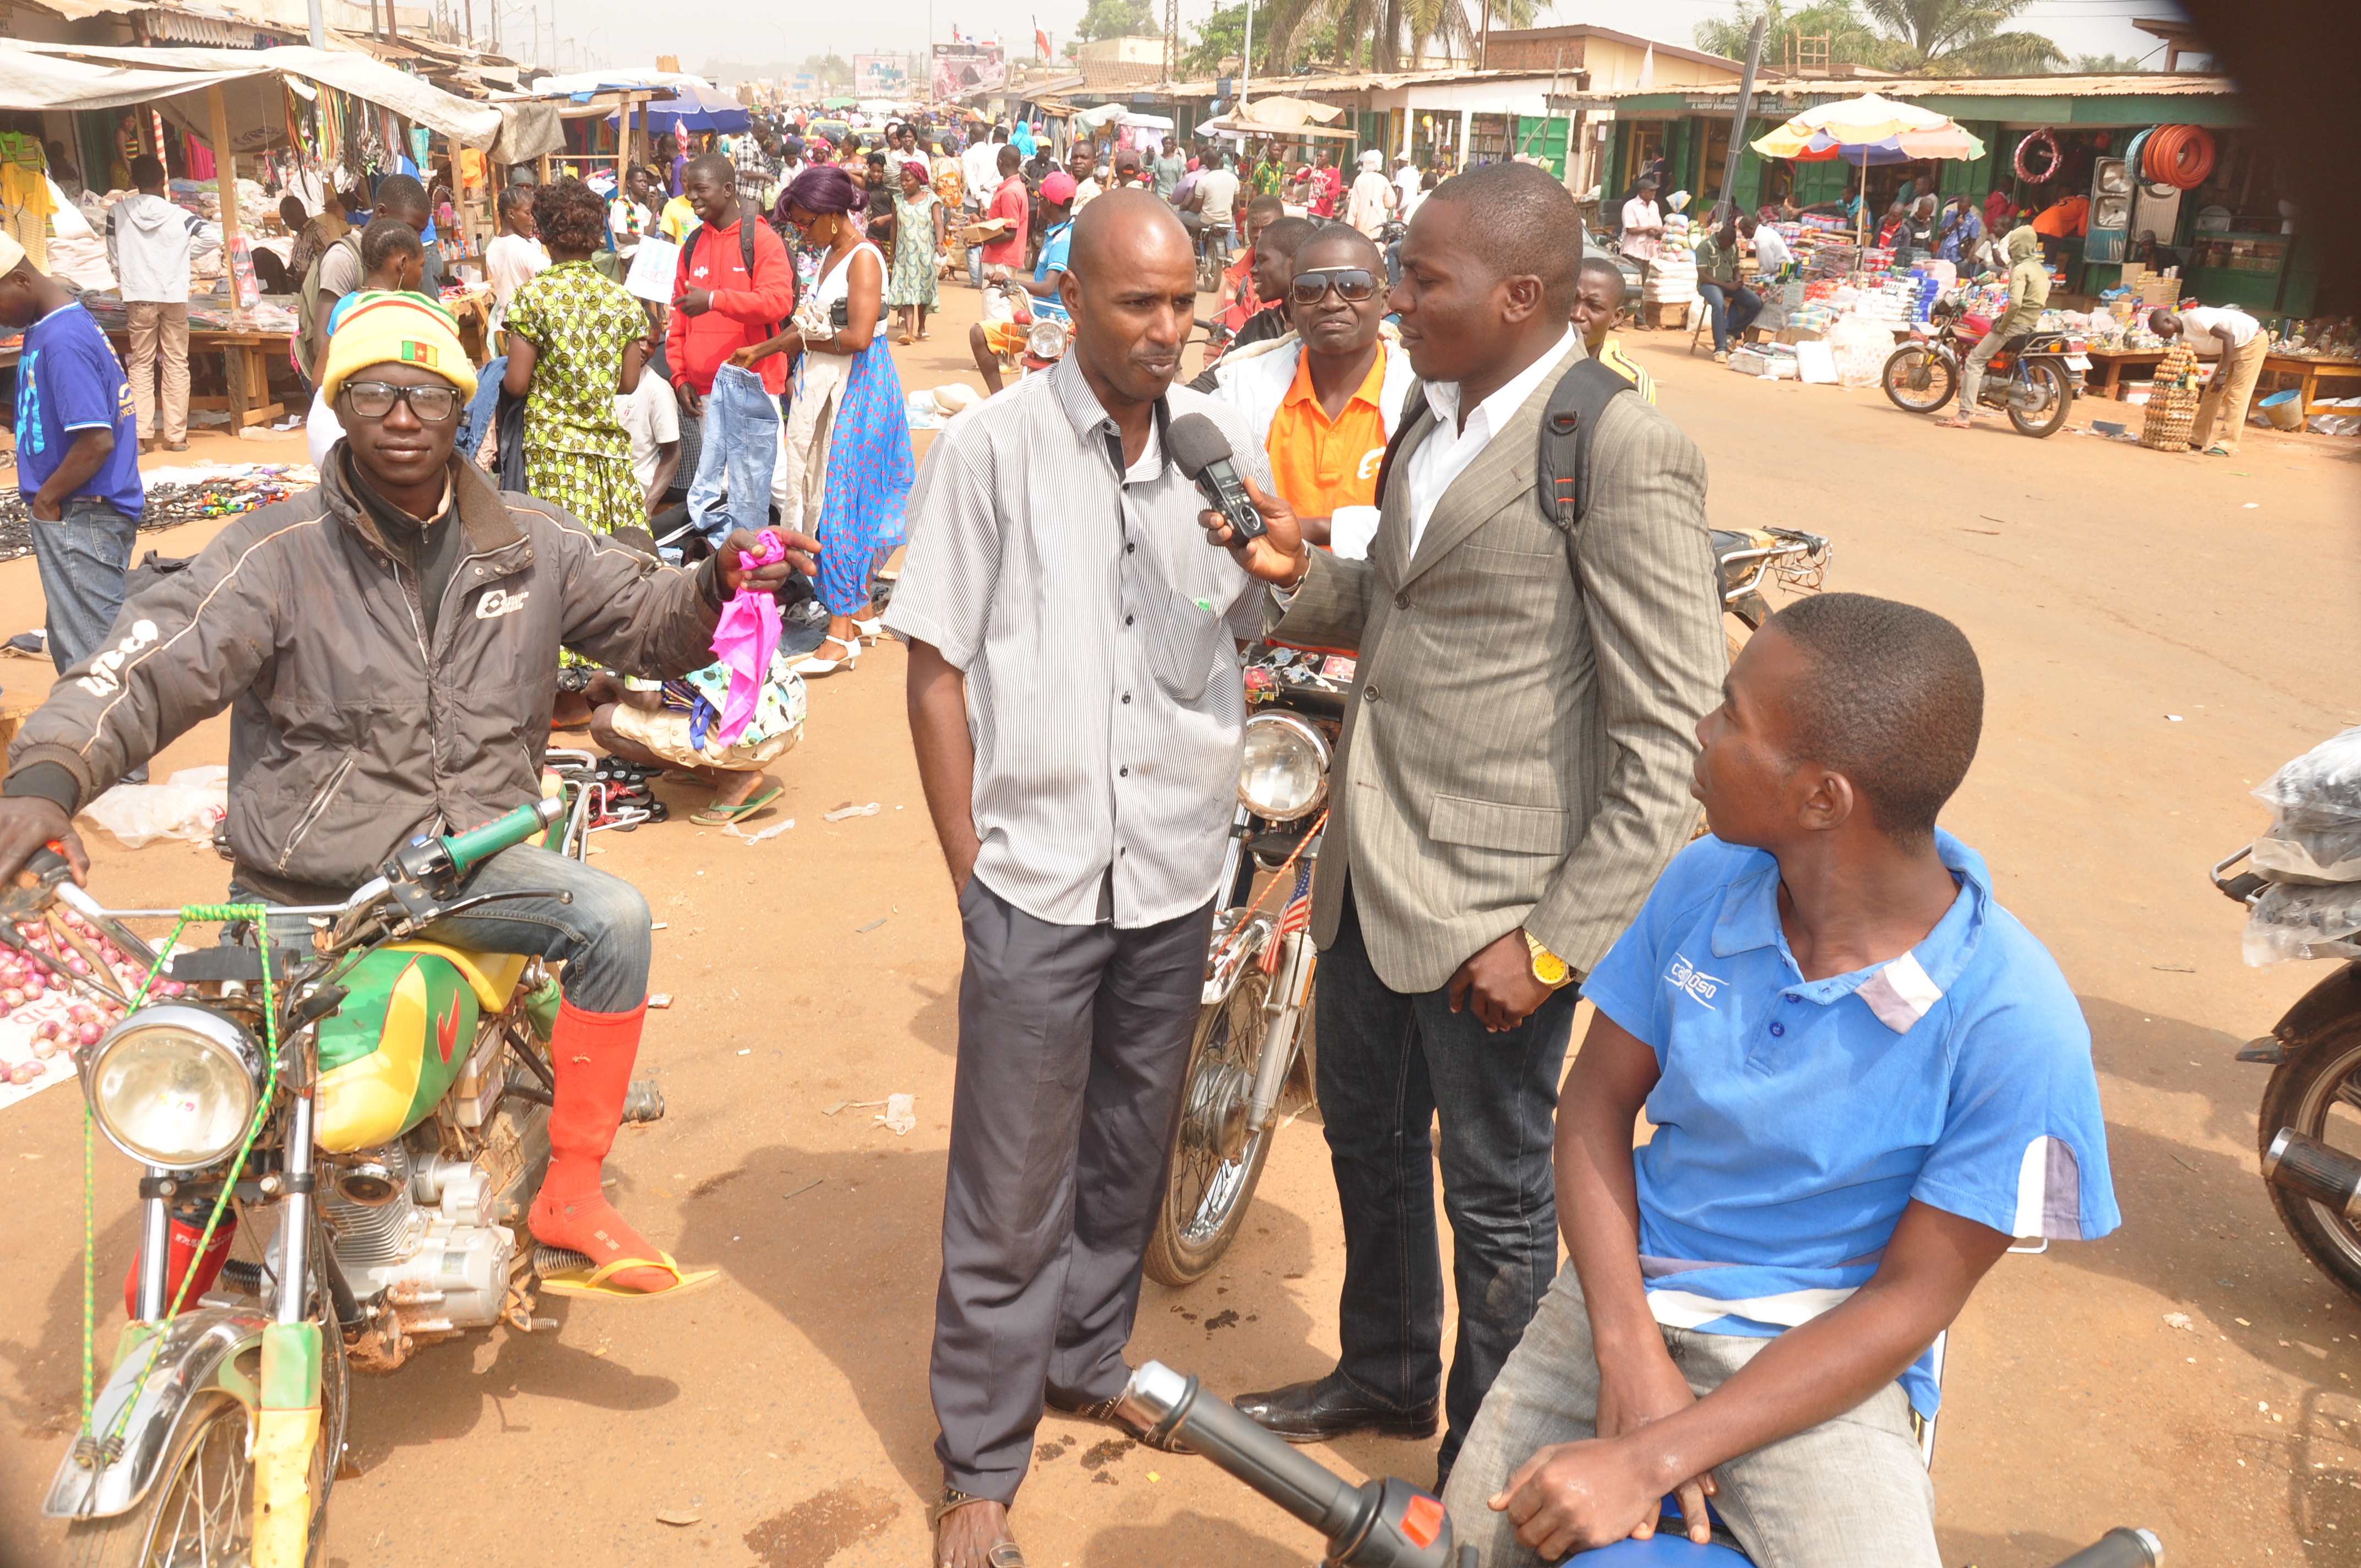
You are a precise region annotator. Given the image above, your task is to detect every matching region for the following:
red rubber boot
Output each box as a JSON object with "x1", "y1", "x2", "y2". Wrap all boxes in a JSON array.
[{"x1": 527, "y1": 999, "x2": 702, "y2": 1295}]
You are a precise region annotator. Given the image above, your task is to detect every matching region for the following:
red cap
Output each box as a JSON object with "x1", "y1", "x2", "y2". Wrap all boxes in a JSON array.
[{"x1": 1041, "y1": 171, "x2": 1078, "y2": 205}]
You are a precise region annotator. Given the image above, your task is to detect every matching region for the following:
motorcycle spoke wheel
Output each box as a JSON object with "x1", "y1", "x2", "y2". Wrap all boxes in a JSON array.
[
  {"x1": 2006, "y1": 361, "x2": 2071, "y2": 437},
  {"x1": 2260, "y1": 1026, "x2": 2361, "y2": 1305},
  {"x1": 1881, "y1": 347, "x2": 1956, "y2": 413},
  {"x1": 1144, "y1": 967, "x2": 1281, "y2": 1287},
  {"x1": 63, "y1": 1396, "x2": 251, "y2": 1568}
]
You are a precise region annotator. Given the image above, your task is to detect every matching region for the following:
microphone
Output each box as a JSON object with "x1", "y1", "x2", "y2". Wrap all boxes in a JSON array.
[{"x1": 1168, "y1": 412, "x2": 1269, "y2": 542}]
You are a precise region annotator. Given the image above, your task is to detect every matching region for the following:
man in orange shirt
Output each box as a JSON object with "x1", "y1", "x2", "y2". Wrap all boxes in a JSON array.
[
  {"x1": 1209, "y1": 225, "x2": 1414, "y2": 559},
  {"x1": 2030, "y1": 192, "x2": 2090, "y2": 269}
]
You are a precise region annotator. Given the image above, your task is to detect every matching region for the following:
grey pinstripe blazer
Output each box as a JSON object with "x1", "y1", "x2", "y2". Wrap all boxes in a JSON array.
[{"x1": 1266, "y1": 338, "x2": 1724, "y2": 995}]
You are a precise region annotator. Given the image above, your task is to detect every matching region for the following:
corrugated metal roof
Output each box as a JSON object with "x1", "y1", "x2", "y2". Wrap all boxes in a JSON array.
[
  {"x1": 1161, "y1": 65, "x2": 1575, "y2": 96},
  {"x1": 1740, "y1": 72, "x2": 2233, "y2": 99}
]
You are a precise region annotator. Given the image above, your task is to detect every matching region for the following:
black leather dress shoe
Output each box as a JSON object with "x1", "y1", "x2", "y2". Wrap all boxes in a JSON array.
[{"x1": 1231, "y1": 1373, "x2": 1439, "y2": 1444}]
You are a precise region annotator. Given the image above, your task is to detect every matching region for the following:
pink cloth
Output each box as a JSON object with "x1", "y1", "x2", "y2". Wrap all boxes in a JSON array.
[{"x1": 710, "y1": 530, "x2": 784, "y2": 745}]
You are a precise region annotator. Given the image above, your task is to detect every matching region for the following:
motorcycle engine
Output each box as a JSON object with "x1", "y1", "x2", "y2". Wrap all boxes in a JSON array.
[{"x1": 319, "y1": 1139, "x2": 516, "y2": 1341}]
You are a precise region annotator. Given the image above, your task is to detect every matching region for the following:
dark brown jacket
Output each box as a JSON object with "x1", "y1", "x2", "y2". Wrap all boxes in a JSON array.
[{"x1": 10, "y1": 458, "x2": 719, "y2": 903}]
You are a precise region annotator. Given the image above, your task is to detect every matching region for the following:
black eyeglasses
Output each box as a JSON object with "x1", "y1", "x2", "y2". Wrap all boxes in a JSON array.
[
  {"x1": 1290, "y1": 267, "x2": 1380, "y2": 306},
  {"x1": 343, "y1": 380, "x2": 460, "y2": 423}
]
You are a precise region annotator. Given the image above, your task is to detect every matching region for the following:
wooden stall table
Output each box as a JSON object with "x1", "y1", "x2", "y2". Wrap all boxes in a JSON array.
[
  {"x1": 102, "y1": 327, "x2": 292, "y2": 431},
  {"x1": 443, "y1": 288, "x2": 492, "y2": 366},
  {"x1": 2260, "y1": 353, "x2": 2361, "y2": 419},
  {"x1": 2083, "y1": 346, "x2": 2167, "y2": 400}
]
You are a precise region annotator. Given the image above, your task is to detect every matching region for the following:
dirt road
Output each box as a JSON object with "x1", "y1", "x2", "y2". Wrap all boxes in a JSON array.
[{"x1": 2, "y1": 279, "x2": 2358, "y2": 1568}]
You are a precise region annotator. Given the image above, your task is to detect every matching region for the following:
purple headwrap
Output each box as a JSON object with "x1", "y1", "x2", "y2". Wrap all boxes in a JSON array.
[{"x1": 784, "y1": 163, "x2": 860, "y2": 216}]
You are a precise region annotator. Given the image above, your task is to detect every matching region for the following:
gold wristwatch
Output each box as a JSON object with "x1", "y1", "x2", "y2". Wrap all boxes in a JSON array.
[{"x1": 1525, "y1": 931, "x2": 1574, "y2": 989}]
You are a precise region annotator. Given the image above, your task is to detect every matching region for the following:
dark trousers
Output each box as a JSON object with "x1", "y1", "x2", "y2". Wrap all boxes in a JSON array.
[
  {"x1": 931, "y1": 875, "x2": 1214, "y2": 1501},
  {"x1": 1318, "y1": 881, "x2": 1579, "y2": 1474},
  {"x1": 1699, "y1": 282, "x2": 1761, "y2": 353}
]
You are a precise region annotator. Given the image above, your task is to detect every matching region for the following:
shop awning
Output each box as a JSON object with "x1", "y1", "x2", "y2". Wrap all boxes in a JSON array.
[{"x1": 0, "y1": 39, "x2": 504, "y2": 146}]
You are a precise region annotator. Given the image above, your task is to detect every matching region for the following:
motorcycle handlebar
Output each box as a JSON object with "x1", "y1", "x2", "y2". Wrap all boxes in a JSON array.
[
  {"x1": 1118, "y1": 1363, "x2": 1466, "y2": 1568},
  {"x1": 439, "y1": 798, "x2": 564, "y2": 875},
  {"x1": 2052, "y1": 1528, "x2": 2163, "y2": 1568}
]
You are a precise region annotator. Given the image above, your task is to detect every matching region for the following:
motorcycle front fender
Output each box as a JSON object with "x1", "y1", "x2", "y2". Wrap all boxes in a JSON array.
[
  {"x1": 2251, "y1": 960, "x2": 2361, "y2": 1063},
  {"x1": 42, "y1": 1306, "x2": 268, "y2": 1522}
]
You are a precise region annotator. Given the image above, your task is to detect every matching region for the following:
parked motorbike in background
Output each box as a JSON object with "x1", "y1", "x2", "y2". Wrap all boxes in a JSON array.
[
  {"x1": 40, "y1": 798, "x2": 662, "y2": 1565},
  {"x1": 2213, "y1": 726, "x2": 2361, "y2": 1302},
  {"x1": 982, "y1": 281, "x2": 1069, "y2": 383},
  {"x1": 1881, "y1": 295, "x2": 2087, "y2": 438}
]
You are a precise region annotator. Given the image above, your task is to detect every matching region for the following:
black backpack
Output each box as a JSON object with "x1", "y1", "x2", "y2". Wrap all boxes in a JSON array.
[
  {"x1": 683, "y1": 215, "x2": 789, "y2": 342},
  {"x1": 1371, "y1": 355, "x2": 1634, "y2": 539}
]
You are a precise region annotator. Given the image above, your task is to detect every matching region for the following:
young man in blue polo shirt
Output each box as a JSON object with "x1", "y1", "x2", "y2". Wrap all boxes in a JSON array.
[
  {"x1": 1445, "y1": 593, "x2": 2118, "y2": 1568},
  {"x1": 0, "y1": 234, "x2": 144, "y2": 676}
]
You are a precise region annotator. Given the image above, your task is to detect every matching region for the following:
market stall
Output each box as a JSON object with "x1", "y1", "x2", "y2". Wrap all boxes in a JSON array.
[{"x1": 0, "y1": 39, "x2": 513, "y2": 405}]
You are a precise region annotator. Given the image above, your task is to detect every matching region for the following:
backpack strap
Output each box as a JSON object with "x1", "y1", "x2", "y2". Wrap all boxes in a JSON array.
[{"x1": 1537, "y1": 356, "x2": 1636, "y2": 534}]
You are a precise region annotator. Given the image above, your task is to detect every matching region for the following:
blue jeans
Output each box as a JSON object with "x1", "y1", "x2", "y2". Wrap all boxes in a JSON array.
[
  {"x1": 231, "y1": 842, "x2": 651, "y2": 1013},
  {"x1": 1699, "y1": 282, "x2": 1760, "y2": 353},
  {"x1": 684, "y1": 363, "x2": 780, "y2": 546},
  {"x1": 31, "y1": 495, "x2": 137, "y2": 676},
  {"x1": 456, "y1": 353, "x2": 507, "y2": 467},
  {"x1": 1316, "y1": 882, "x2": 1580, "y2": 1476}
]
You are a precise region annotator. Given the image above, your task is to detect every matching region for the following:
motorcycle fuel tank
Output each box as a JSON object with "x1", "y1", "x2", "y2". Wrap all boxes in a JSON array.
[{"x1": 313, "y1": 945, "x2": 525, "y2": 1152}]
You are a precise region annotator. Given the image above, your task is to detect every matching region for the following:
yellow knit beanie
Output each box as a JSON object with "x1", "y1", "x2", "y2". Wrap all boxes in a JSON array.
[{"x1": 320, "y1": 291, "x2": 476, "y2": 406}]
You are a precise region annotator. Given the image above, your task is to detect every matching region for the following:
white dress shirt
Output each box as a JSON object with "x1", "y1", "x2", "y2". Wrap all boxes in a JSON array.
[
  {"x1": 1402, "y1": 328, "x2": 1578, "y2": 558},
  {"x1": 1751, "y1": 224, "x2": 1792, "y2": 270}
]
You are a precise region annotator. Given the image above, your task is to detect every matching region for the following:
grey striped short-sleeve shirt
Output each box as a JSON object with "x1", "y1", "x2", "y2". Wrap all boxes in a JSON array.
[{"x1": 884, "y1": 353, "x2": 1268, "y2": 929}]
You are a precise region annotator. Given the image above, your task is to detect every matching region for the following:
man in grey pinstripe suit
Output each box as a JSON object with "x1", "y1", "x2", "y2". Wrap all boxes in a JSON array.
[{"x1": 1205, "y1": 164, "x2": 1727, "y2": 1483}]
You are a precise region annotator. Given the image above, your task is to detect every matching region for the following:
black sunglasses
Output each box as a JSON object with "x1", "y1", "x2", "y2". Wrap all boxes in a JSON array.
[
  {"x1": 343, "y1": 380, "x2": 460, "y2": 423},
  {"x1": 1290, "y1": 267, "x2": 1380, "y2": 306}
]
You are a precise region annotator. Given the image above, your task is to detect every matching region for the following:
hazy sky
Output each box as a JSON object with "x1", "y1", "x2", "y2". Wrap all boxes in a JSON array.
[{"x1": 487, "y1": 0, "x2": 2192, "y2": 83}]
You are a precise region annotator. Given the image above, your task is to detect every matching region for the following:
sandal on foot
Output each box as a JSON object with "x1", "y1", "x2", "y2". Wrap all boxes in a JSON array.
[
  {"x1": 692, "y1": 784, "x2": 782, "y2": 826},
  {"x1": 931, "y1": 1490, "x2": 1025, "y2": 1568},
  {"x1": 2203, "y1": 443, "x2": 2232, "y2": 456},
  {"x1": 792, "y1": 634, "x2": 860, "y2": 677},
  {"x1": 1932, "y1": 415, "x2": 1973, "y2": 429},
  {"x1": 535, "y1": 1248, "x2": 720, "y2": 1300}
]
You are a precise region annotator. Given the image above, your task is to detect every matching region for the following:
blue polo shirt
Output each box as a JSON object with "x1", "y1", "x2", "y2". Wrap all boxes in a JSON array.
[
  {"x1": 1584, "y1": 830, "x2": 2118, "y2": 1417},
  {"x1": 1032, "y1": 220, "x2": 1073, "y2": 324},
  {"x1": 15, "y1": 302, "x2": 144, "y2": 519}
]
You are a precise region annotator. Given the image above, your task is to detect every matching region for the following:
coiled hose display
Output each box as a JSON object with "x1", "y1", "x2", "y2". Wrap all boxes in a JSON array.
[{"x1": 2141, "y1": 124, "x2": 2216, "y2": 189}]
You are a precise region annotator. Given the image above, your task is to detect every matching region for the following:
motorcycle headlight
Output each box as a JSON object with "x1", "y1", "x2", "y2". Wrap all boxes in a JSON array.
[
  {"x1": 1238, "y1": 711, "x2": 1330, "y2": 821},
  {"x1": 84, "y1": 1005, "x2": 266, "y2": 1171},
  {"x1": 1027, "y1": 318, "x2": 1069, "y2": 360}
]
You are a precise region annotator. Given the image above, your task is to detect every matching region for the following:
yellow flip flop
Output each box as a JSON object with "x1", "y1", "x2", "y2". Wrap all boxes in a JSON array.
[{"x1": 536, "y1": 1249, "x2": 720, "y2": 1300}]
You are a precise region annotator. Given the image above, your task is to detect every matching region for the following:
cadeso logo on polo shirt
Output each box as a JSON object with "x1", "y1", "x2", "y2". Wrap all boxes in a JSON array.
[{"x1": 1665, "y1": 951, "x2": 1724, "y2": 1009}]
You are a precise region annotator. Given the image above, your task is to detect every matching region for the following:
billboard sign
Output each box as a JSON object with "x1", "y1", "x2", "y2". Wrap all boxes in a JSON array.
[
  {"x1": 853, "y1": 54, "x2": 912, "y2": 96},
  {"x1": 932, "y1": 42, "x2": 1007, "y2": 100}
]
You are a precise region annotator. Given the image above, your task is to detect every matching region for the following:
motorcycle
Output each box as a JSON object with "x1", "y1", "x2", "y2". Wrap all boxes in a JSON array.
[
  {"x1": 37, "y1": 796, "x2": 658, "y2": 1565},
  {"x1": 983, "y1": 280, "x2": 1069, "y2": 382},
  {"x1": 1123, "y1": 1358, "x2": 2163, "y2": 1568},
  {"x1": 1880, "y1": 295, "x2": 2088, "y2": 438},
  {"x1": 1144, "y1": 527, "x2": 1835, "y2": 1287},
  {"x1": 2212, "y1": 843, "x2": 2361, "y2": 1301}
]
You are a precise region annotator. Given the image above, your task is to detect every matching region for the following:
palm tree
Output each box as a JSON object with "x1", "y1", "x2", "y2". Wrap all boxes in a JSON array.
[
  {"x1": 1693, "y1": 0, "x2": 1883, "y2": 69},
  {"x1": 1858, "y1": 0, "x2": 2064, "y2": 73},
  {"x1": 1254, "y1": 0, "x2": 1543, "y2": 72}
]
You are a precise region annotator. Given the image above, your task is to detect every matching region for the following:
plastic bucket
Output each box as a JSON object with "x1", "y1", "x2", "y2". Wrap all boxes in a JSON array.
[{"x1": 2261, "y1": 389, "x2": 2304, "y2": 431}]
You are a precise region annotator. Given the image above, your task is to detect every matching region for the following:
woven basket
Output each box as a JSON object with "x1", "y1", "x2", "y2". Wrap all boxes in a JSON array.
[{"x1": 2141, "y1": 342, "x2": 2202, "y2": 451}]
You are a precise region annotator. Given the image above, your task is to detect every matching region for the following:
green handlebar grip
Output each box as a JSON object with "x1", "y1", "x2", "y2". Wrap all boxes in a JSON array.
[{"x1": 442, "y1": 797, "x2": 565, "y2": 873}]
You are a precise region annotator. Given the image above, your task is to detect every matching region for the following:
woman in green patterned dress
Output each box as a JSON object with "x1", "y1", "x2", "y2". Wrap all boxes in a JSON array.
[
  {"x1": 501, "y1": 177, "x2": 646, "y2": 533},
  {"x1": 887, "y1": 160, "x2": 944, "y2": 344}
]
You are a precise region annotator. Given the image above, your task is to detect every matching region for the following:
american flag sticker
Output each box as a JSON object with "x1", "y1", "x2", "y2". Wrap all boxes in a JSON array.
[{"x1": 1261, "y1": 863, "x2": 1313, "y2": 974}]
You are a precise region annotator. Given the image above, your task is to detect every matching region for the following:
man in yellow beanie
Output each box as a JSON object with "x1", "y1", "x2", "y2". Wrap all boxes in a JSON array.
[{"x1": 0, "y1": 291, "x2": 817, "y2": 1298}]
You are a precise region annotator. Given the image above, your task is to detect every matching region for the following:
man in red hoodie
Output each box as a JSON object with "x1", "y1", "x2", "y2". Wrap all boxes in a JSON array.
[{"x1": 666, "y1": 154, "x2": 797, "y2": 421}]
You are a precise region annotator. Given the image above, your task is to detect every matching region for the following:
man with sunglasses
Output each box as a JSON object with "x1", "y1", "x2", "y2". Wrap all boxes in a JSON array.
[
  {"x1": 0, "y1": 292, "x2": 809, "y2": 1300},
  {"x1": 1207, "y1": 224, "x2": 1414, "y2": 560}
]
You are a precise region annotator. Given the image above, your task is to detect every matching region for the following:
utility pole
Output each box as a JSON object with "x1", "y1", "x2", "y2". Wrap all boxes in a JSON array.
[
  {"x1": 1718, "y1": 14, "x2": 1766, "y2": 216},
  {"x1": 306, "y1": 0, "x2": 323, "y2": 48},
  {"x1": 1241, "y1": 0, "x2": 1252, "y2": 106}
]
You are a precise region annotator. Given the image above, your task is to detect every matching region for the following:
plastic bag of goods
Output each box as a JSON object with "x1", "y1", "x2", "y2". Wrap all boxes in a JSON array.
[
  {"x1": 1726, "y1": 347, "x2": 1767, "y2": 375},
  {"x1": 1825, "y1": 313, "x2": 1896, "y2": 389},
  {"x1": 80, "y1": 765, "x2": 228, "y2": 848},
  {"x1": 2250, "y1": 726, "x2": 2361, "y2": 882},
  {"x1": 2245, "y1": 880, "x2": 2361, "y2": 965}
]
